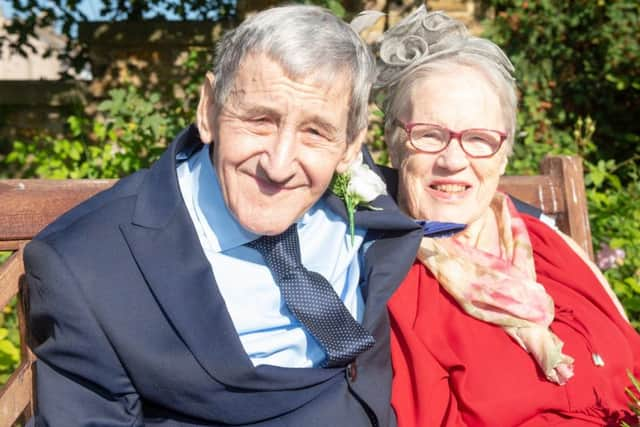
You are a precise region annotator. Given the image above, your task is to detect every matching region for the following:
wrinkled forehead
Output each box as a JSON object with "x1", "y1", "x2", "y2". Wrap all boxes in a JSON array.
[
  {"x1": 233, "y1": 52, "x2": 353, "y2": 103},
  {"x1": 403, "y1": 65, "x2": 503, "y2": 116},
  {"x1": 274, "y1": 58, "x2": 351, "y2": 89}
]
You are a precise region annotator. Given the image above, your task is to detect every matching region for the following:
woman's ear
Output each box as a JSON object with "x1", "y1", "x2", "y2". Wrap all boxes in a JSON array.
[
  {"x1": 196, "y1": 72, "x2": 217, "y2": 144},
  {"x1": 336, "y1": 127, "x2": 367, "y2": 174},
  {"x1": 499, "y1": 151, "x2": 509, "y2": 175}
]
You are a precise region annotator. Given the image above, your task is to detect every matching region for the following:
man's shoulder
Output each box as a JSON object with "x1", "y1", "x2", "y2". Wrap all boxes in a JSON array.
[{"x1": 34, "y1": 170, "x2": 148, "y2": 245}]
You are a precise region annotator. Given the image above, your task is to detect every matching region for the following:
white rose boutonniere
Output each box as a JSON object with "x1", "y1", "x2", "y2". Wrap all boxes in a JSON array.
[{"x1": 331, "y1": 153, "x2": 387, "y2": 244}]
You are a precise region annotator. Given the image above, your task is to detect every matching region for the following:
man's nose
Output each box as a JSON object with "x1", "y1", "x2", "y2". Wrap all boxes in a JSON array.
[
  {"x1": 436, "y1": 137, "x2": 470, "y2": 171},
  {"x1": 260, "y1": 129, "x2": 298, "y2": 183}
]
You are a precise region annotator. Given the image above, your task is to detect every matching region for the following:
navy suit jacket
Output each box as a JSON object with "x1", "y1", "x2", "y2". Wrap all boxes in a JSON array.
[{"x1": 25, "y1": 125, "x2": 423, "y2": 426}]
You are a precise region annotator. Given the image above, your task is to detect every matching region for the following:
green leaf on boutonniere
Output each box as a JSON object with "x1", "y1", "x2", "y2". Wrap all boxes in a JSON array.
[{"x1": 330, "y1": 153, "x2": 387, "y2": 245}]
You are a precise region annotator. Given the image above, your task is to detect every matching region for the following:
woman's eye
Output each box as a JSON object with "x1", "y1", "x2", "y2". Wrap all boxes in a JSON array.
[
  {"x1": 413, "y1": 129, "x2": 443, "y2": 140},
  {"x1": 423, "y1": 132, "x2": 441, "y2": 139},
  {"x1": 468, "y1": 136, "x2": 490, "y2": 143}
]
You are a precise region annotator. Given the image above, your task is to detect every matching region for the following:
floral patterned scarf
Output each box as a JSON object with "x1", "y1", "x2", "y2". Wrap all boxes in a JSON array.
[{"x1": 417, "y1": 192, "x2": 575, "y2": 385}]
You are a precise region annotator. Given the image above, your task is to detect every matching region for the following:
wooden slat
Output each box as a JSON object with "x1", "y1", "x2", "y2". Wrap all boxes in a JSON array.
[
  {"x1": 499, "y1": 175, "x2": 566, "y2": 215},
  {"x1": 0, "y1": 179, "x2": 115, "y2": 242},
  {"x1": 541, "y1": 155, "x2": 594, "y2": 259},
  {"x1": 0, "y1": 243, "x2": 28, "y2": 252},
  {"x1": 0, "y1": 247, "x2": 35, "y2": 427},
  {"x1": 0, "y1": 362, "x2": 33, "y2": 427},
  {"x1": 16, "y1": 262, "x2": 34, "y2": 360},
  {"x1": 16, "y1": 275, "x2": 35, "y2": 424},
  {"x1": 0, "y1": 252, "x2": 22, "y2": 311}
]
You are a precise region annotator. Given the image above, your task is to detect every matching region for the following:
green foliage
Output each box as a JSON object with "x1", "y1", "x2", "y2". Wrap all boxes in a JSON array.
[
  {"x1": 300, "y1": 0, "x2": 347, "y2": 18},
  {"x1": 0, "y1": 299, "x2": 21, "y2": 384},
  {"x1": 480, "y1": 0, "x2": 640, "y2": 326},
  {"x1": 0, "y1": 253, "x2": 20, "y2": 384},
  {"x1": 586, "y1": 156, "x2": 640, "y2": 327},
  {"x1": 482, "y1": 0, "x2": 640, "y2": 172},
  {"x1": 622, "y1": 370, "x2": 640, "y2": 427},
  {"x1": 2, "y1": 47, "x2": 209, "y2": 179},
  {"x1": 5, "y1": 87, "x2": 168, "y2": 179}
]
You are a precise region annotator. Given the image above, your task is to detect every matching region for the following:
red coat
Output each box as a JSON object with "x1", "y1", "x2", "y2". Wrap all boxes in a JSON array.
[{"x1": 389, "y1": 216, "x2": 640, "y2": 426}]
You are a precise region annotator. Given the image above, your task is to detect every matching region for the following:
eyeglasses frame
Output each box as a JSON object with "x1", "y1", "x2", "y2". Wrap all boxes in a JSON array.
[{"x1": 396, "y1": 120, "x2": 508, "y2": 159}]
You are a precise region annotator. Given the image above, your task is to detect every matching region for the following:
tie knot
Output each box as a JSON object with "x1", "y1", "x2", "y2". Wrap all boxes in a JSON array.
[{"x1": 247, "y1": 225, "x2": 302, "y2": 278}]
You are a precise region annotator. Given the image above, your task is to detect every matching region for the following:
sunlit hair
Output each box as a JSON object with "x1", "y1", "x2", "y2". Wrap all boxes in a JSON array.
[
  {"x1": 213, "y1": 5, "x2": 376, "y2": 142},
  {"x1": 375, "y1": 7, "x2": 517, "y2": 164}
]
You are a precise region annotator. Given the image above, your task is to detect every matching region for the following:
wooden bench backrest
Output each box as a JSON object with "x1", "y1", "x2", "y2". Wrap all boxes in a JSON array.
[
  {"x1": 0, "y1": 179, "x2": 113, "y2": 426},
  {"x1": 0, "y1": 154, "x2": 593, "y2": 426},
  {"x1": 499, "y1": 155, "x2": 594, "y2": 260}
]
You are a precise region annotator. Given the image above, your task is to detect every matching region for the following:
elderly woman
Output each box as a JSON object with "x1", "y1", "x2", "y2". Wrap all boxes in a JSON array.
[{"x1": 377, "y1": 7, "x2": 640, "y2": 427}]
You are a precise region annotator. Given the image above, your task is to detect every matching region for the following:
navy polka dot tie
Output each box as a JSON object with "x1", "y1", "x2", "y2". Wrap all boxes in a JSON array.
[{"x1": 247, "y1": 224, "x2": 375, "y2": 367}]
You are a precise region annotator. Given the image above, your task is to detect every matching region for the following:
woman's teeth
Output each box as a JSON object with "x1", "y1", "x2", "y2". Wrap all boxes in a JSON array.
[{"x1": 431, "y1": 184, "x2": 467, "y2": 193}]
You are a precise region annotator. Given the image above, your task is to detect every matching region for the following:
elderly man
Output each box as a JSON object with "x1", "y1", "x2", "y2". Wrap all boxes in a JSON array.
[{"x1": 25, "y1": 5, "x2": 422, "y2": 426}]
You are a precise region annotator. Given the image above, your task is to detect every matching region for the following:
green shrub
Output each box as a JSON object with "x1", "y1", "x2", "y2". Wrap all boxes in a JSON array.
[
  {"x1": 482, "y1": 0, "x2": 639, "y2": 171},
  {"x1": 2, "y1": 47, "x2": 209, "y2": 179},
  {"x1": 5, "y1": 86, "x2": 175, "y2": 179},
  {"x1": 481, "y1": 0, "x2": 640, "y2": 325},
  {"x1": 586, "y1": 157, "x2": 640, "y2": 327}
]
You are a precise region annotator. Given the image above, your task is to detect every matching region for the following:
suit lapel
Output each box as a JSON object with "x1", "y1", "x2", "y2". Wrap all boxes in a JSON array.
[
  {"x1": 120, "y1": 126, "x2": 338, "y2": 390},
  {"x1": 324, "y1": 148, "x2": 422, "y2": 331}
]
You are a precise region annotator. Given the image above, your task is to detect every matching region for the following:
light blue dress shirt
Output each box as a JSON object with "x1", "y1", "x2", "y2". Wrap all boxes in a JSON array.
[{"x1": 176, "y1": 145, "x2": 366, "y2": 368}]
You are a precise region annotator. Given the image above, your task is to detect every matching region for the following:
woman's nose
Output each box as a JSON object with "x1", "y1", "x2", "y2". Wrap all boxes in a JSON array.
[{"x1": 436, "y1": 137, "x2": 470, "y2": 171}]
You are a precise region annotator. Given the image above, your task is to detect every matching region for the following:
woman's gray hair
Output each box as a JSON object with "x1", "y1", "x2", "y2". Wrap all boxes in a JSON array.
[
  {"x1": 375, "y1": 6, "x2": 518, "y2": 161},
  {"x1": 213, "y1": 5, "x2": 376, "y2": 142}
]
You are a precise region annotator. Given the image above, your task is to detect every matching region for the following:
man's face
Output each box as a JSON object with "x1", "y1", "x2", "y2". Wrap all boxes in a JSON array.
[{"x1": 197, "y1": 54, "x2": 363, "y2": 236}]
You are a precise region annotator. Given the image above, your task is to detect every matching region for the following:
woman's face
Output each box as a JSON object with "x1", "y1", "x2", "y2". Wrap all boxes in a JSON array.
[{"x1": 395, "y1": 66, "x2": 510, "y2": 226}]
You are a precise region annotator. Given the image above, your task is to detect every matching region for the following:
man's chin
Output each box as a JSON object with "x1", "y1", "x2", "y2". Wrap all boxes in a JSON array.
[{"x1": 237, "y1": 214, "x2": 301, "y2": 236}]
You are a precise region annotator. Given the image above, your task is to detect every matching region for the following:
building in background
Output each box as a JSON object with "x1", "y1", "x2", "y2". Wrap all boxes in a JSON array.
[{"x1": 0, "y1": 10, "x2": 67, "y2": 80}]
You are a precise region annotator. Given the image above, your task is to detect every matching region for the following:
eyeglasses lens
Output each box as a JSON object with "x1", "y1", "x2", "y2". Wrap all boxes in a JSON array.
[
  {"x1": 460, "y1": 130, "x2": 502, "y2": 157},
  {"x1": 410, "y1": 125, "x2": 501, "y2": 157},
  {"x1": 410, "y1": 126, "x2": 447, "y2": 151}
]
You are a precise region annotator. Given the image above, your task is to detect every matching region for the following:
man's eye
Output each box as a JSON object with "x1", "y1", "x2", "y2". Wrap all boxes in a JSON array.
[
  {"x1": 305, "y1": 127, "x2": 328, "y2": 139},
  {"x1": 247, "y1": 117, "x2": 275, "y2": 129},
  {"x1": 244, "y1": 116, "x2": 276, "y2": 135}
]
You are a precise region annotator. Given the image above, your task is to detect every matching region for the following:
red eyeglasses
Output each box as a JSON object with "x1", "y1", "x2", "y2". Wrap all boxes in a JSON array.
[{"x1": 397, "y1": 121, "x2": 508, "y2": 158}]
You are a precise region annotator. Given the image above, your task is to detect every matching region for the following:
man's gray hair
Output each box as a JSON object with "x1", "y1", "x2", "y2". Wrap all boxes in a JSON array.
[
  {"x1": 375, "y1": 7, "x2": 518, "y2": 162},
  {"x1": 213, "y1": 5, "x2": 376, "y2": 142}
]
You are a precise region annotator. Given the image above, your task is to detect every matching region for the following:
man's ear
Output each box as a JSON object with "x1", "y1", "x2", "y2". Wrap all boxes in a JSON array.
[
  {"x1": 336, "y1": 127, "x2": 367, "y2": 174},
  {"x1": 196, "y1": 72, "x2": 217, "y2": 144}
]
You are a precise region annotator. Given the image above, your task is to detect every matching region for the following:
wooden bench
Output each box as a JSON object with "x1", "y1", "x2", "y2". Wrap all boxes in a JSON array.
[{"x1": 0, "y1": 154, "x2": 593, "y2": 426}]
